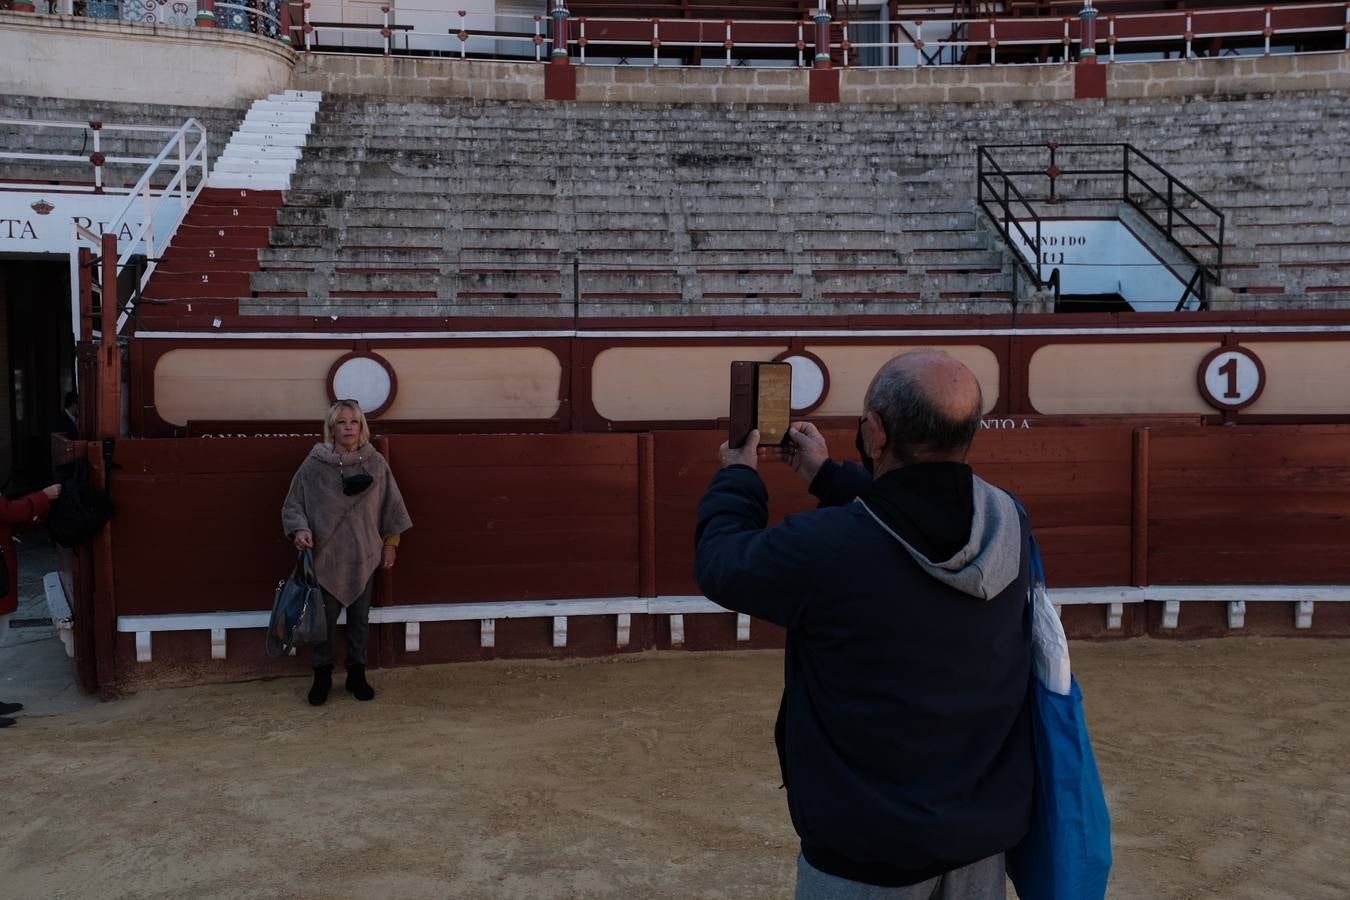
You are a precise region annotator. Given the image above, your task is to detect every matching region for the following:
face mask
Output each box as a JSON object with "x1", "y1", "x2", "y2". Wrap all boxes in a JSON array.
[
  {"x1": 342, "y1": 472, "x2": 374, "y2": 496},
  {"x1": 855, "y1": 418, "x2": 874, "y2": 477}
]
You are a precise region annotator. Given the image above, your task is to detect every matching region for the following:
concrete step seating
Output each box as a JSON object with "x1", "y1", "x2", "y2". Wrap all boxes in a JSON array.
[
  {"x1": 122, "y1": 89, "x2": 1350, "y2": 320},
  {"x1": 0, "y1": 96, "x2": 245, "y2": 189}
]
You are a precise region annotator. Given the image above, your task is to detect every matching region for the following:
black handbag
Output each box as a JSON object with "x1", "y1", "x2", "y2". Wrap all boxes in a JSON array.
[
  {"x1": 265, "y1": 548, "x2": 328, "y2": 658},
  {"x1": 47, "y1": 462, "x2": 115, "y2": 548}
]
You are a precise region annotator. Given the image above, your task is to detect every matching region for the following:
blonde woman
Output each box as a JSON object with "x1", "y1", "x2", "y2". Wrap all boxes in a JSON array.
[{"x1": 282, "y1": 400, "x2": 412, "y2": 706}]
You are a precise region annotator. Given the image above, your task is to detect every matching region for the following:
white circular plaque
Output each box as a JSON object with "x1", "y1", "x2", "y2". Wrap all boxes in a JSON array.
[
  {"x1": 782, "y1": 354, "x2": 826, "y2": 412},
  {"x1": 1197, "y1": 346, "x2": 1265, "y2": 411},
  {"x1": 331, "y1": 355, "x2": 394, "y2": 415}
]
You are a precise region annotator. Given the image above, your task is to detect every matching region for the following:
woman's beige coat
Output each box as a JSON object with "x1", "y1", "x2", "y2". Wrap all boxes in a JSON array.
[{"x1": 282, "y1": 443, "x2": 412, "y2": 606}]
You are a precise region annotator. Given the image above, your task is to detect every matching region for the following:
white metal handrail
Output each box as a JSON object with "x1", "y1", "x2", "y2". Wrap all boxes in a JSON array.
[
  {"x1": 68, "y1": 118, "x2": 210, "y2": 337},
  {"x1": 0, "y1": 119, "x2": 197, "y2": 193}
]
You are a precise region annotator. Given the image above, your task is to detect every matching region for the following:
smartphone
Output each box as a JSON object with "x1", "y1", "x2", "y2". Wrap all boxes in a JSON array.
[{"x1": 729, "y1": 361, "x2": 792, "y2": 449}]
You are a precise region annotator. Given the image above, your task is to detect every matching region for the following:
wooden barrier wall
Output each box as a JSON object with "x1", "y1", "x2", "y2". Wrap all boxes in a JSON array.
[{"x1": 84, "y1": 425, "x2": 1350, "y2": 691}]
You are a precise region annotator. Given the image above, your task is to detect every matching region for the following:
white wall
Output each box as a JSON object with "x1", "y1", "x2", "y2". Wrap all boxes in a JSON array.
[
  {"x1": 0, "y1": 191, "x2": 184, "y2": 256},
  {"x1": 1009, "y1": 218, "x2": 1191, "y2": 311},
  {"x1": 0, "y1": 12, "x2": 294, "y2": 107},
  {"x1": 303, "y1": 0, "x2": 539, "y2": 57}
]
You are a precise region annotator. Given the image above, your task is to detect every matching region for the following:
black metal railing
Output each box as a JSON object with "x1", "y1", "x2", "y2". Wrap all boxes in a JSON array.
[
  {"x1": 976, "y1": 142, "x2": 1225, "y2": 310},
  {"x1": 975, "y1": 147, "x2": 1062, "y2": 303}
]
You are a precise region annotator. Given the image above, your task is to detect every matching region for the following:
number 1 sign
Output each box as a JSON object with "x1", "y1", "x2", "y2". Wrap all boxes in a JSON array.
[{"x1": 1197, "y1": 345, "x2": 1266, "y2": 412}]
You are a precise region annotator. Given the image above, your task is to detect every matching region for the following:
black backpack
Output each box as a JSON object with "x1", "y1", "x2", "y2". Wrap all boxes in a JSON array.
[{"x1": 47, "y1": 441, "x2": 116, "y2": 548}]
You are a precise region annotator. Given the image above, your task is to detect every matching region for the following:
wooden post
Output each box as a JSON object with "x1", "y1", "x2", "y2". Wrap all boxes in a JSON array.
[
  {"x1": 89, "y1": 447, "x2": 119, "y2": 698},
  {"x1": 97, "y1": 233, "x2": 121, "y2": 441},
  {"x1": 77, "y1": 246, "x2": 93, "y2": 343},
  {"x1": 375, "y1": 434, "x2": 396, "y2": 667},
  {"x1": 638, "y1": 433, "x2": 656, "y2": 599},
  {"x1": 1131, "y1": 426, "x2": 1150, "y2": 587}
]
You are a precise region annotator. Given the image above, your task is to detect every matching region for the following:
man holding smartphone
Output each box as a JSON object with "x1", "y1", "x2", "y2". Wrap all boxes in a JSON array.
[{"x1": 695, "y1": 350, "x2": 1034, "y2": 899}]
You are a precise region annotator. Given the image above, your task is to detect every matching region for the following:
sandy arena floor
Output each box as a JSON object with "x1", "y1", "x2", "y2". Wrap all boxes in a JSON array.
[{"x1": 1, "y1": 639, "x2": 1348, "y2": 900}]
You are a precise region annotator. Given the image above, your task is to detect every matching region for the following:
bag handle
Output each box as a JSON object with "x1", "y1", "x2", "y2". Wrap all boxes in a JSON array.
[{"x1": 295, "y1": 547, "x2": 317, "y2": 586}]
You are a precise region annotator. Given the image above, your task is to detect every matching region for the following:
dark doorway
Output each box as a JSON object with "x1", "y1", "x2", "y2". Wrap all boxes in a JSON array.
[
  {"x1": 1, "y1": 259, "x2": 75, "y2": 495},
  {"x1": 1055, "y1": 293, "x2": 1132, "y2": 313}
]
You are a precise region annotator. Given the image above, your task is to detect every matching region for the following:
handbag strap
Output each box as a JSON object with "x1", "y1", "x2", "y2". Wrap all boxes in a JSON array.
[
  {"x1": 295, "y1": 547, "x2": 317, "y2": 586},
  {"x1": 1007, "y1": 494, "x2": 1047, "y2": 593}
]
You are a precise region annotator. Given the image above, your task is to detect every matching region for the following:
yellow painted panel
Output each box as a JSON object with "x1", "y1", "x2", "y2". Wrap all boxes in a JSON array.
[
  {"x1": 1028, "y1": 343, "x2": 1215, "y2": 414},
  {"x1": 155, "y1": 349, "x2": 341, "y2": 426},
  {"x1": 377, "y1": 347, "x2": 561, "y2": 419},
  {"x1": 592, "y1": 346, "x2": 786, "y2": 421},
  {"x1": 809, "y1": 345, "x2": 1000, "y2": 416},
  {"x1": 1245, "y1": 342, "x2": 1350, "y2": 415}
]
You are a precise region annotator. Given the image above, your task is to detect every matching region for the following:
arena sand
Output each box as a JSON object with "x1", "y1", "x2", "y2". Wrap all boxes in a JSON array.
[{"x1": 1, "y1": 639, "x2": 1347, "y2": 900}]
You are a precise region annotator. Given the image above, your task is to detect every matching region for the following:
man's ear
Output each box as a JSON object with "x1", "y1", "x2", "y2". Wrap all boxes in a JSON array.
[{"x1": 864, "y1": 410, "x2": 887, "y2": 461}]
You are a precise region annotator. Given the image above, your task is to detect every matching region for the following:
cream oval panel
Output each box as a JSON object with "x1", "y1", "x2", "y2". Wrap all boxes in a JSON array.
[
  {"x1": 155, "y1": 349, "x2": 342, "y2": 426},
  {"x1": 592, "y1": 346, "x2": 786, "y2": 421},
  {"x1": 1028, "y1": 343, "x2": 1215, "y2": 414},
  {"x1": 807, "y1": 345, "x2": 1000, "y2": 416},
  {"x1": 377, "y1": 348, "x2": 561, "y2": 420},
  {"x1": 1243, "y1": 342, "x2": 1350, "y2": 415},
  {"x1": 155, "y1": 347, "x2": 562, "y2": 425}
]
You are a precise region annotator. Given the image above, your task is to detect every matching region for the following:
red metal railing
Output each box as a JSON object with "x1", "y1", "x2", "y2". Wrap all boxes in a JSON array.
[{"x1": 283, "y1": 0, "x2": 1349, "y2": 64}]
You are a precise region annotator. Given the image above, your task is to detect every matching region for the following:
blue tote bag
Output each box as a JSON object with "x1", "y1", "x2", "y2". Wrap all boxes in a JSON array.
[{"x1": 1007, "y1": 529, "x2": 1113, "y2": 900}]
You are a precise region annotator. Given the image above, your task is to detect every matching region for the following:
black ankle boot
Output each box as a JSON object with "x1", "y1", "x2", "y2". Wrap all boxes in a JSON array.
[
  {"x1": 308, "y1": 664, "x2": 333, "y2": 706},
  {"x1": 345, "y1": 664, "x2": 375, "y2": 701}
]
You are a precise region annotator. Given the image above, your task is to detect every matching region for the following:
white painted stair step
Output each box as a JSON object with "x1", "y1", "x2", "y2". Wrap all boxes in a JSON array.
[
  {"x1": 221, "y1": 144, "x2": 304, "y2": 160},
  {"x1": 244, "y1": 110, "x2": 316, "y2": 126},
  {"x1": 214, "y1": 158, "x2": 297, "y2": 175},
  {"x1": 240, "y1": 121, "x2": 312, "y2": 136},
  {"x1": 253, "y1": 98, "x2": 320, "y2": 112},
  {"x1": 228, "y1": 131, "x2": 309, "y2": 148},
  {"x1": 208, "y1": 173, "x2": 291, "y2": 191}
]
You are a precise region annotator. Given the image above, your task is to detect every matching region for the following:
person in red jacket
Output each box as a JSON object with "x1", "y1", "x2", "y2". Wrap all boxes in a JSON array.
[{"x1": 1, "y1": 482, "x2": 61, "y2": 729}]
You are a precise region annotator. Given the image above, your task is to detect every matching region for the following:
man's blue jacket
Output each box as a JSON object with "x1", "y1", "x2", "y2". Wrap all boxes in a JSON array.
[{"x1": 694, "y1": 459, "x2": 1034, "y2": 887}]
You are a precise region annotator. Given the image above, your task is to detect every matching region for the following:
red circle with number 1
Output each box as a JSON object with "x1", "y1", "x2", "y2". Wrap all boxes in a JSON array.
[{"x1": 1197, "y1": 345, "x2": 1266, "y2": 412}]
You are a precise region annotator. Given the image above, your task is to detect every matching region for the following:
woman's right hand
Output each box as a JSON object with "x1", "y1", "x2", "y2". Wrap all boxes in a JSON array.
[
  {"x1": 293, "y1": 530, "x2": 314, "y2": 550},
  {"x1": 42, "y1": 484, "x2": 62, "y2": 501}
]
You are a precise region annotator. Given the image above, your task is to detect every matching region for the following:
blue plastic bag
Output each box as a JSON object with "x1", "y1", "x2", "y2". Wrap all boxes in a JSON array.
[
  {"x1": 1008, "y1": 675, "x2": 1113, "y2": 900},
  {"x1": 1007, "y1": 520, "x2": 1112, "y2": 900}
]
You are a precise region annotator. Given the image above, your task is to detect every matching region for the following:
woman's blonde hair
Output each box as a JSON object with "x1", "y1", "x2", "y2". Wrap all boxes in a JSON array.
[{"x1": 323, "y1": 399, "x2": 371, "y2": 448}]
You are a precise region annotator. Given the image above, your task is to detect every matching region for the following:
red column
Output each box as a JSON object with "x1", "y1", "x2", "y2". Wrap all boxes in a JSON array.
[
  {"x1": 545, "y1": 0, "x2": 577, "y2": 100},
  {"x1": 808, "y1": 0, "x2": 840, "y2": 102},
  {"x1": 196, "y1": 0, "x2": 217, "y2": 27}
]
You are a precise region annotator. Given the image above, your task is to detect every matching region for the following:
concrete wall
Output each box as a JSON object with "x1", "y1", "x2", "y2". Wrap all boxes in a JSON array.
[
  {"x1": 292, "y1": 50, "x2": 1350, "y2": 103},
  {"x1": 0, "y1": 12, "x2": 295, "y2": 107}
]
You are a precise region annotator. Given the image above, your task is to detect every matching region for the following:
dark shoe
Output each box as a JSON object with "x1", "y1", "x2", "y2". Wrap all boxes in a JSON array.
[
  {"x1": 308, "y1": 664, "x2": 333, "y2": 706},
  {"x1": 0, "y1": 717, "x2": 14, "y2": 728},
  {"x1": 345, "y1": 664, "x2": 375, "y2": 702},
  {"x1": 0, "y1": 701, "x2": 22, "y2": 716}
]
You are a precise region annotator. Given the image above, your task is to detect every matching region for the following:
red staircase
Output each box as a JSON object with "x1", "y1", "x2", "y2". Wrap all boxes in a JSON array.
[{"x1": 139, "y1": 187, "x2": 283, "y2": 327}]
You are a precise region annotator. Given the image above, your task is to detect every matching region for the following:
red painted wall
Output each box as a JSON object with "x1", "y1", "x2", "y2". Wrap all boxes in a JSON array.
[{"x1": 98, "y1": 425, "x2": 1350, "y2": 688}]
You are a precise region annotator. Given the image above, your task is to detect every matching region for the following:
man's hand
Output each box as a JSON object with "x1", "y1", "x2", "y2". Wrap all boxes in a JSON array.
[
  {"x1": 382, "y1": 545, "x2": 396, "y2": 570},
  {"x1": 42, "y1": 484, "x2": 62, "y2": 501},
  {"x1": 293, "y1": 530, "x2": 314, "y2": 550},
  {"x1": 719, "y1": 429, "x2": 761, "y2": 471},
  {"x1": 782, "y1": 421, "x2": 830, "y2": 486}
]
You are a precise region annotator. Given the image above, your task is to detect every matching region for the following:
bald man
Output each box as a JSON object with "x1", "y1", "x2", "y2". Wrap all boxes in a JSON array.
[{"x1": 695, "y1": 351, "x2": 1034, "y2": 899}]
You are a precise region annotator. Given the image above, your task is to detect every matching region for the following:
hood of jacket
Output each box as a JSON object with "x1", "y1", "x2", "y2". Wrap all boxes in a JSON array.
[
  {"x1": 857, "y1": 462, "x2": 1021, "y2": 601},
  {"x1": 308, "y1": 442, "x2": 374, "y2": 468}
]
